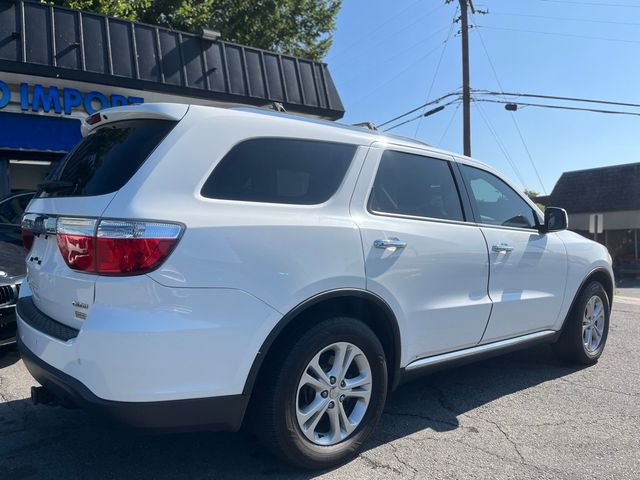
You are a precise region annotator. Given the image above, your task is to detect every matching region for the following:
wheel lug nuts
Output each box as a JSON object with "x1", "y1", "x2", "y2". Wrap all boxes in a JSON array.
[
  {"x1": 328, "y1": 401, "x2": 335, "y2": 409},
  {"x1": 339, "y1": 394, "x2": 345, "y2": 403},
  {"x1": 321, "y1": 390, "x2": 328, "y2": 398},
  {"x1": 340, "y1": 380, "x2": 346, "y2": 388},
  {"x1": 330, "y1": 376, "x2": 336, "y2": 385}
]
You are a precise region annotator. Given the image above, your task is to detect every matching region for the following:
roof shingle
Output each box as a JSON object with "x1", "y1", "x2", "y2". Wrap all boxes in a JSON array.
[{"x1": 549, "y1": 162, "x2": 640, "y2": 213}]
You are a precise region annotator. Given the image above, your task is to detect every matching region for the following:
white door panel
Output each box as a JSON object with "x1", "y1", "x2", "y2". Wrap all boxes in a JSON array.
[
  {"x1": 480, "y1": 229, "x2": 567, "y2": 341},
  {"x1": 351, "y1": 145, "x2": 492, "y2": 363},
  {"x1": 360, "y1": 218, "x2": 492, "y2": 359}
]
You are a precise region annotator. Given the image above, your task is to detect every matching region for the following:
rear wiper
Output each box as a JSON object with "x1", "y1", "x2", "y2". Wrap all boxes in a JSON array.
[{"x1": 37, "y1": 180, "x2": 75, "y2": 192}]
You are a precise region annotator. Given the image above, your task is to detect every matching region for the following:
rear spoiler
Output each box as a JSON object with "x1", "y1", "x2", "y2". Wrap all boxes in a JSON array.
[{"x1": 81, "y1": 103, "x2": 190, "y2": 137}]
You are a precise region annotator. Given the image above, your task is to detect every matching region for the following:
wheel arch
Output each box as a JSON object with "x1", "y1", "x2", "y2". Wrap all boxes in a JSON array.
[
  {"x1": 562, "y1": 267, "x2": 614, "y2": 330},
  {"x1": 242, "y1": 289, "x2": 403, "y2": 397}
]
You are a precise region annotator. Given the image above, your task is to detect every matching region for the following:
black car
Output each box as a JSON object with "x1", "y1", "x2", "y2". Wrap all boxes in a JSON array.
[{"x1": 0, "y1": 191, "x2": 35, "y2": 349}]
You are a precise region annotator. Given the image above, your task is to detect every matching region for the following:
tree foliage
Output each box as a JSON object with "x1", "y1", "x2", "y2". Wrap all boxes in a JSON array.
[
  {"x1": 45, "y1": 0, "x2": 341, "y2": 60},
  {"x1": 523, "y1": 190, "x2": 546, "y2": 211}
]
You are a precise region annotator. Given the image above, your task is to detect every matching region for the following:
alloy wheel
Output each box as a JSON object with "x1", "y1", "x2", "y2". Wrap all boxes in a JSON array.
[
  {"x1": 582, "y1": 295, "x2": 605, "y2": 353},
  {"x1": 295, "y1": 342, "x2": 372, "y2": 446}
]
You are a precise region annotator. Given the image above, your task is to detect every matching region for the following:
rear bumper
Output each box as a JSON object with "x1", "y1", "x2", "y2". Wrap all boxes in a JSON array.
[{"x1": 18, "y1": 335, "x2": 248, "y2": 431}]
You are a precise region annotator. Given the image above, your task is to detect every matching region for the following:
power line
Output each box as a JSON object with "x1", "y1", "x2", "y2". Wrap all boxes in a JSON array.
[
  {"x1": 538, "y1": 0, "x2": 640, "y2": 8},
  {"x1": 377, "y1": 91, "x2": 461, "y2": 128},
  {"x1": 477, "y1": 98, "x2": 640, "y2": 116},
  {"x1": 491, "y1": 11, "x2": 640, "y2": 27},
  {"x1": 477, "y1": 24, "x2": 640, "y2": 45},
  {"x1": 335, "y1": 25, "x2": 449, "y2": 85},
  {"x1": 414, "y1": 6, "x2": 459, "y2": 136},
  {"x1": 329, "y1": 0, "x2": 428, "y2": 60},
  {"x1": 473, "y1": 21, "x2": 547, "y2": 194},
  {"x1": 437, "y1": 103, "x2": 461, "y2": 146},
  {"x1": 330, "y1": 3, "x2": 447, "y2": 68},
  {"x1": 473, "y1": 90, "x2": 640, "y2": 109},
  {"x1": 474, "y1": 102, "x2": 528, "y2": 188},
  {"x1": 383, "y1": 98, "x2": 462, "y2": 132},
  {"x1": 349, "y1": 38, "x2": 454, "y2": 109}
]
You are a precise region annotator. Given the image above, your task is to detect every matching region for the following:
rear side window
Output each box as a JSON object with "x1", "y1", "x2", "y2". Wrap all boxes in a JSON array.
[
  {"x1": 42, "y1": 119, "x2": 176, "y2": 198},
  {"x1": 201, "y1": 138, "x2": 357, "y2": 205},
  {"x1": 369, "y1": 150, "x2": 464, "y2": 222}
]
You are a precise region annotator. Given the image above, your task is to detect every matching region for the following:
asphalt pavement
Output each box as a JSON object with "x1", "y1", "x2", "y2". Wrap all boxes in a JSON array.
[{"x1": 0, "y1": 297, "x2": 638, "y2": 480}]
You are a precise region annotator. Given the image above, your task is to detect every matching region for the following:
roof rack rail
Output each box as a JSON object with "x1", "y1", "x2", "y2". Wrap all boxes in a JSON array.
[
  {"x1": 352, "y1": 122, "x2": 378, "y2": 131},
  {"x1": 270, "y1": 102, "x2": 287, "y2": 113}
]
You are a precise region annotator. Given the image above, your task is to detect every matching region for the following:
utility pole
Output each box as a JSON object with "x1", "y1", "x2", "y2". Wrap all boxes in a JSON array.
[{"x1": 459, "y1": 0, "x2": 474, "y2": 157}]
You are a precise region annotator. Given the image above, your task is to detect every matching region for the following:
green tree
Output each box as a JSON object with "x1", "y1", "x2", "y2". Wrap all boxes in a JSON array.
[
  {"x1": 524, "y1": 189, "x2": 546, "y2": 211},
  {"x1": 47, "y1": 0, "x2": 152, "y2": 20},
  {"x1": 45, "y1": 0, "x2": 341, "y2": 61}
]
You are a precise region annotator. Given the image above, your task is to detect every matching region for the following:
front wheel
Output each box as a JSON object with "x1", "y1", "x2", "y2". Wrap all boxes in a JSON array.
[
  {"x1": 255, "y1": 316, "x2": 388, "y2": 469},
  {"x1": 554, "y1": 281, "x2": 610, "y2": 365}
]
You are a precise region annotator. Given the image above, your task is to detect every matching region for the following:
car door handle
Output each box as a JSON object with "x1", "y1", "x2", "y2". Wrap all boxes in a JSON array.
[
  {"x1": 492, "y1": 243, "x2": 514, "y2": 253},
  {"x1": 374, "y1": 238, "x2": 407, "y2": 249}
]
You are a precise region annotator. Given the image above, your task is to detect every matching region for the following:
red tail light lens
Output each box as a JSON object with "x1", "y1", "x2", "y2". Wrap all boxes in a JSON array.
[
  {"x1": 56, "y1": 218, "x2": 97, "y2": 272},
  {"x1": 56, "y1": 217, "x2": 182, "y2": 275},
  {"x1": 21, "y1": 213, "x2": 42, "y2": 252},
  {"x1": 21, "y1": 228, "x2": 35, "y2": 251},
  {"x1": 95, "y1": 220, "x2": 182, "y2": 274}
]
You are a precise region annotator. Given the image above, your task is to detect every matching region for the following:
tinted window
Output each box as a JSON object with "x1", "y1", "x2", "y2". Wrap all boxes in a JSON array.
[
  {"x1": 42, "y1": 119, "x2": 176, "y2": 198},
  {"x1": 201, "y1": 138, "x2": 356, "y2": 205},
  {"x1": 0, "y1": 193, "x2": 33, "y2": 225},
  {"x1": 369, "y1": 151, "x2": 464, "y2": 221},
  {"x1": 462, "y1": 165, "x2": 537, "y2": 229}
]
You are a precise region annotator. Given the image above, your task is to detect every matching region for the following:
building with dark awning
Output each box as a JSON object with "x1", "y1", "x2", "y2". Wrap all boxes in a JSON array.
[{"x1": 0, "y1": 0, "x2": 345, "y2": 196}]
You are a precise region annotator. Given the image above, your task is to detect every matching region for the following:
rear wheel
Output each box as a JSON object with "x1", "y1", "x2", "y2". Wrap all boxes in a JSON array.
[
  {"x1": 255, "y1": 316, "x2": 388, "y2": 469},
  {"x1": 554, "y1": 281, "x2": 610, "y2": 365}
]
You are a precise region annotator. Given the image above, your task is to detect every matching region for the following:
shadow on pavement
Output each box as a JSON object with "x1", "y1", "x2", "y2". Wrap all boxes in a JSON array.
[
  {"x1": 0, "y1": 343, "x2": 19, "y2": 369},
  {"x1": 368, "y1": 344, "x2": 585, "y2": 446},
  {"x1": 0, "y1": 344, "x2": 585, "y2": 479}
]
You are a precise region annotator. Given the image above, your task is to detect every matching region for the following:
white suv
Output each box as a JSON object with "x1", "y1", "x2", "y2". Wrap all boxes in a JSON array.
[{"x1": 18, "y1": 104, "x2": 613, "y2": 469}]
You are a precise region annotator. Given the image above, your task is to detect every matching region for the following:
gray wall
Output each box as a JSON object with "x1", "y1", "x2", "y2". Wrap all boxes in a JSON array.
[{"x1": 569, "y1": 210, "x2": 640, "y2": 231}]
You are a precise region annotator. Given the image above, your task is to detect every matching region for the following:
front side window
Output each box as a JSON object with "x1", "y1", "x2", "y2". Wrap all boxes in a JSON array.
[
  {"x1": 462, "y1": 165, "x2": 538, "y2": 229},
  {"x1": 201, "y1": 138, "x2": 357, "y2": 205},
  {"x1": 369, "y1": 150, "x2": 464, "y2": 222}
]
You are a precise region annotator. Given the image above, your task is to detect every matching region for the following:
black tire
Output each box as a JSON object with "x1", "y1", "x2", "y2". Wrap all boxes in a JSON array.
[
  {"x1": 554, "y1": 281, "x2": 610, "y2": 365},
  {"x1": 254, "y1": 316, "x2": 388, "y2": 469}
]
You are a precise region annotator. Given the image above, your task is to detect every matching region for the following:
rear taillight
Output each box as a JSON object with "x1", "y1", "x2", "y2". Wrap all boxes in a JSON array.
[
  {"x1": 56, "y1": 217, "x2": 182, "y2": 275},
  {"x1": 56, "y1": 217, "x2": 97, "y2": 272},
  {"x1": 21, "y1": 213, "x2": 40, "y2": 252},
  {"x1": 21, "y1": 228, "x2": 35, "y2": 251},
  {"x1": 95, "y1": 220, "x2": 182, "y2": 274}
]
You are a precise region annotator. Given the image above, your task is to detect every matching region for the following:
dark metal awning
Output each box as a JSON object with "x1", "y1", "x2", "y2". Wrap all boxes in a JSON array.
[{"x1": 0, "y1": 0, "x2": 345, "y2": 119}]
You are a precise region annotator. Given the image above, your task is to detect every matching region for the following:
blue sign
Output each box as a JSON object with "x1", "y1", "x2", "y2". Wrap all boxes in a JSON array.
[{"x1": 0, "y1": 80, "x2": 144, "y2": 115}]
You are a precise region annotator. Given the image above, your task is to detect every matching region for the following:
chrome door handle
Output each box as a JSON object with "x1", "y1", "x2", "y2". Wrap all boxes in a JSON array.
[
  {"x1": 374, "y1": 238, "x2": 407, "y2": 249},
  {"x1": 492, "y1": 243, "x2": 514, "y2": 253}
]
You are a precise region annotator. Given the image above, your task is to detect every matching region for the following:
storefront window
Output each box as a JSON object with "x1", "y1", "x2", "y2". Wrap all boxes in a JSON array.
[{"x1": 608, "y1": 229, "x2": 639, "y2": 274}]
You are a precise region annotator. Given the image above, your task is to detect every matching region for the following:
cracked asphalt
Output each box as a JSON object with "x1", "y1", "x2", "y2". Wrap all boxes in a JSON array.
[{"x1": 1, "y1": 299, "x2": 639, "y2": 480}]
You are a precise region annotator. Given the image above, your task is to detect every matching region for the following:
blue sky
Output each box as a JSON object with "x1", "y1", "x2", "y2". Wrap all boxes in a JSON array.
[{"x1": 325, "y1": 0, "x2": 640, "y2": 194}]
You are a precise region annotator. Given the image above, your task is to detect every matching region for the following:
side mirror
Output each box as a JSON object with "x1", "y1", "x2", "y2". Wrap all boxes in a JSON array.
[{"x1": 541, "y1": 207, "x2": 568, "y2": 233}]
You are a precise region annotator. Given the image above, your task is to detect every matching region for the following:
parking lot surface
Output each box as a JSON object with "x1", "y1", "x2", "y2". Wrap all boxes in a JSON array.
[{"x1": 1, "y1": 298, "x2": 638, "y2": 480}]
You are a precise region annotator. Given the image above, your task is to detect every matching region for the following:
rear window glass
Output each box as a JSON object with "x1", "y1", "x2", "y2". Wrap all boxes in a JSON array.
[
  {"x1": 41, "y1": 119, "x2": 176, "y2": 198},
  {"x1": 201, "y1": 138, "x2": 357, "y2": 205}
]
